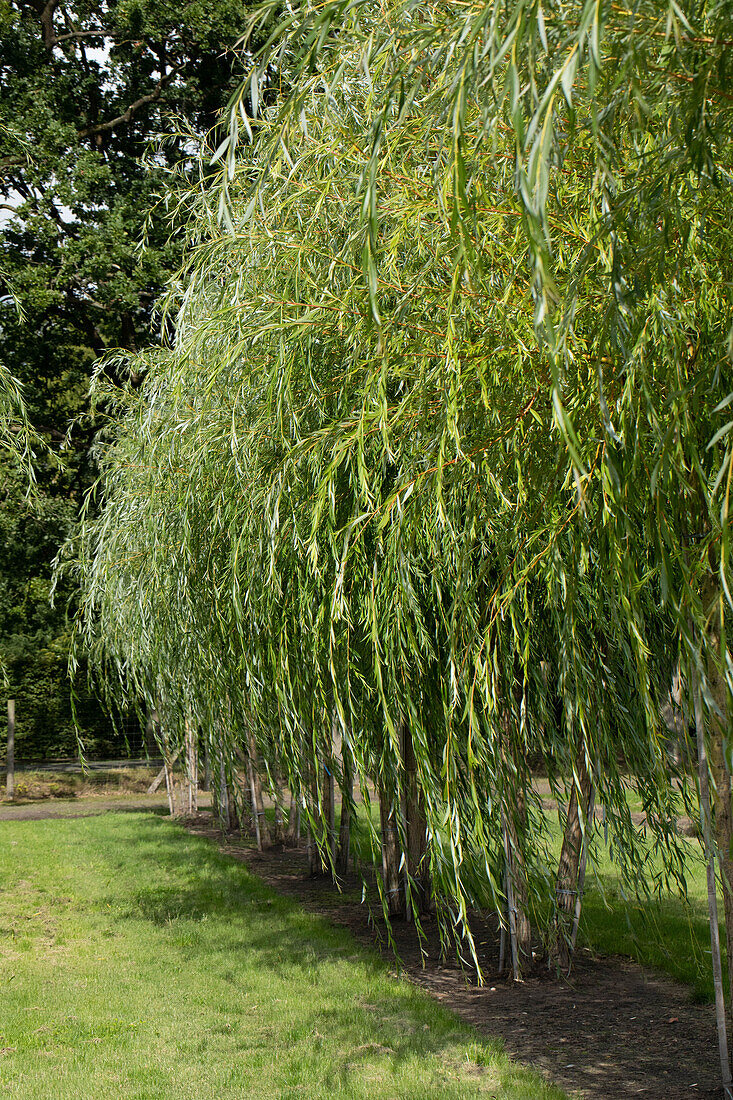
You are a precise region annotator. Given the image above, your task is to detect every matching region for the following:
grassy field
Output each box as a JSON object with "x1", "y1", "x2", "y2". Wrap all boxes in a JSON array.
[{"x1": 0, "y1": 812, "x2": 567, "y2": 1100}]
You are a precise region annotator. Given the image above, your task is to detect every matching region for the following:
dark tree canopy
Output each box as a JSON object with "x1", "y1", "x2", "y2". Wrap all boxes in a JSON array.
[{"x1": 0, "y1": 0, "x2": 259, "y2": 757}]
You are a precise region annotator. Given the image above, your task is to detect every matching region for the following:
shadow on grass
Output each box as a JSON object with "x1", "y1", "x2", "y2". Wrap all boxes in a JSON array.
[{"x1": 86, "y1": 813, "x2": 561, "y2": 1098}]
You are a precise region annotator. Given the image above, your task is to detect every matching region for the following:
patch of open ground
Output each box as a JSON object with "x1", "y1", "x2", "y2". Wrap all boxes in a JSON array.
[{"x1": 0, "y1": 791, "x2": 212, "y2": 819}]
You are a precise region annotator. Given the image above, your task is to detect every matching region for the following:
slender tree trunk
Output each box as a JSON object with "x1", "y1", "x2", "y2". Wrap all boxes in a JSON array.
[
  {"x1": 307, "y1": 754, "x2": 329, "y2": 875},
  {"x1": 402, "y1": 719, "x2": 430, "y2": 915},
  {"x1": 217, "y1": 756, "x2": 230, "y2": 831},
  {"x1": 498, "y1": 867, "x2": 509, "y2": 975},
  {"x1": 570, "y1": 786, "x2": 595, "y2": 955},
  {"x1": 694, "y1": 669, "x2": 733, "y2": 1093},
  {"x1": 286, "y1": 789, "x2": 300, "y2": 843},
  {"x1": 504, "y1": 796, "x2": 531, "y2": 967},
  {"x1": 164, "y1": 744, "x2": 178, "y2": 817},
  {"x1": 6, "y1": 700, "x2": 14, "y2": 802},
  {"x1": 245, "y1": 728, "x2": 270, "y2": 848},
  {"x1": 552, "y1": 742, "x2": 593, "y2": 969},
  {"x1": 184, "y1": 716, "x2": 198, "y2": 814},
  {"x1": 701, "y1": 577, "x2": 733, "y2": 1030},
  {"x1": 307, "y1": 715, "x2": 339, "y2": 875},
  {"x1": 378, "y1": 778, "x2": 403, "y2": 917},
  {"x1": 501, "y1": 810, "x2": 520, "y2": 980},
  {"x1": 336, "y1": 739, "x2": 353, "y2": 876},
  {"x1": 221, "y1": 697, "x2": 236, "y2": 830},
  {"x1": 247, "y1": 751, "x2": 262, "y2": 851},
  {"x1": 144, "y1": 708, "x2": 159, "y2": 759},
  {"x1": 708, "y1": 685, "x2": 733, "y2": 1022},
  {"x1": 228, "y1": 766, "x2": 240, "y2": 831},
  {"x1": 327, "y1": 710, "x2": 338, "y2": 865},
  {"x1": 202, "y1": 734, "x2": 211, "y2": 792},
  {"x1": 271, "y1": 769, "x2": 285, "y2": 843},
  {"x1": 500, "y1": 700, "x2": 532, "y2": 972}
]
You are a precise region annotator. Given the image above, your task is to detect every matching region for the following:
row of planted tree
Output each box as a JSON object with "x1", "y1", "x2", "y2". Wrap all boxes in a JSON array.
[
  {"x1": 56, "y1": 0, "x2": 733, "y2": 1085},
  {"x1": 167, "y1": 691, "x2": 602, "y2": 981}
]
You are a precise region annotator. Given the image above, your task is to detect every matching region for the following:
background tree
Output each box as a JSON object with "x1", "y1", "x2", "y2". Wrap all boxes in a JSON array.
[{"x1": 0, "y1": 0, "x2": 266, "y2": 757}]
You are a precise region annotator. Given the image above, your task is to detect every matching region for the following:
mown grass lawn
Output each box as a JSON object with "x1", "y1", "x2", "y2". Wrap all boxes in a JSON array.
[
  {"x1": 578, "y1": 836, "x2": 715, "y2": 1001},
  {"x1": 0, "y1": 812, "x2": 567, "y2": 1100}
]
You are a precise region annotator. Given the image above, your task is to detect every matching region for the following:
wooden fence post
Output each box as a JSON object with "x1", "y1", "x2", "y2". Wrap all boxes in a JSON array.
[{"x1": 6, "y1": 700, "x2": 14, "y2": 801}]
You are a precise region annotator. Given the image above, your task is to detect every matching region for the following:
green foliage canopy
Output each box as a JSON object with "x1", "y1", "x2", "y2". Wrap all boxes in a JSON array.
[{"x1": 66, "y1": 0, "x2": 733, "y2": 941}]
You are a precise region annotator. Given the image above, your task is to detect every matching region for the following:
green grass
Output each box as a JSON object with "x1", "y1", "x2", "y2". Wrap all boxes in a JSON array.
[
  {"x1": 0, "y1": 813, "x2": 566, "y2": 1100},
  {"x1": 578, "y1": 835, "x2": 716, "y2": 1002}
]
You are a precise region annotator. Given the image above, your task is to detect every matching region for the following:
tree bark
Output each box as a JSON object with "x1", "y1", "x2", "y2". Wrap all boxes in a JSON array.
[
  {"x1": 307, "y1": 754, "x2": 330, "y2": 875},
  {"x1": 505, "y1": 798, "x2": 531, "y2": 967},
  {"x1": 247, "y1": 751, "x2": 262, "y2": 851},
  {"x1": 693, "y1": 668, "x2": 733, "y2": 1092},
  {"x1": 216, "y1": 756, "x2": 230, "y2": 831},
  {"x1": 336, "y1": 739, "x2": 353, "y2": 876},
  {"x1": 245, "y1": 728, "x2": 270, "y2": 848},
  {"x1": 701, "y1": 576, "x2": 733, "y2": 1026},
  {"x1": 184, "y1": 716, "x2": 198, "y2": 814},
  {"x1": 570, "y1": 786, "x2": 595, "y2": 955},
  {"x1": 402, "y1": 719, "x2": 430, "y2": 915},
  {"x1": 552, "y1": 742, "x2": 594, "y2": 970},
  {"x1": 286, "y1": 789, "x2": 300, "y2": 843},
  {"x1": 378, "y1": 778, "x2": 404, "y2": 917},
  {"x1": 500, "y1": 698, "x2": 532, "y2": 972},
  {"x1": 6, "y1": 700, "x2": 14, "y2": 802},
  {"x1": 271, "y1": 769, "x2": 285, "y2": 843},
  {"x1": 202, "y1": 734, "x2": 211, "y2": 792},
  {"x1": 164, "y1": 744, "x2": 178, "y2": 817},
  {"x1": 327, "y1": 709, "x2": 338, "y2": 865}
]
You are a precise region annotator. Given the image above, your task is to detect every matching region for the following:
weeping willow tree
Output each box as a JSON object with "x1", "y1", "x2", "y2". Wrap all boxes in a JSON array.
[
  {"x1": 64, "y1": 3, "x2": 733, "y2": 1073},
  {"x1": 223, "y1": 0, "x2": 733, "y2": 1056}
]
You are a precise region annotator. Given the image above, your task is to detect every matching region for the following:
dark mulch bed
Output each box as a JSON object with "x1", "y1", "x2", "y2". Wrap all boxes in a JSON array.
[{"x1": 187, "y1": 814, "x2": 721, "y2": 1100}]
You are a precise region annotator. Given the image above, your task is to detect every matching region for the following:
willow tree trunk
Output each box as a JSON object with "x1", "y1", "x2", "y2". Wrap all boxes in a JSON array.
[
  {"x1": 336, "y1": 739, "x2": 353, "y2": 876},
  {"x1": 552, "y1": 742, "x2": 593, "y2": 970},
  {"x1": 693, "y1": 670, "x2": 733, "y2": 1094},
  {"x1": 307, "y1": 753, "x2": 330, "y2": 876},
  {"x1": 379, "y1": 779, "x2": 403, "y2": 917},
  {"x1": 202, "y1": 734, "x2": 212, "y2": 792},
  {"x1": 711, "y1": 729, "x2": 733, "y2": 1006},
  {"x1": 245, "y1": 729, "x2": 270, "y2": 849},
  {"x1": 500, "y1": 702, "x2": 532, "y2": 973},
  {"x1": 163, "y1": 732, "x2": 179, "y2": 817},
  {"x1": 326, "y1": 709, "x2": 338, "y2": 865},
  {"x1": 271, "y1": 769, "x2": 286, "y2": 843},
  {"x1": 215, "y1": 755, "x2": 230, "y2": 831},
  {"x1": 286, "y1": 790, "x2": 300, "y2": 843},
  {"x1": 701, "y1": 576, "x2": 733, "y2": 1027},
  {"x1": 184, "y1": 717, "x2": 198, "y2": 814},
  {"x1": 402, "y1": 719, "x2": 430, "y2": 915},
  {"x1": 6, "y1": 700, "x2": 14, "y2": 802}
]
